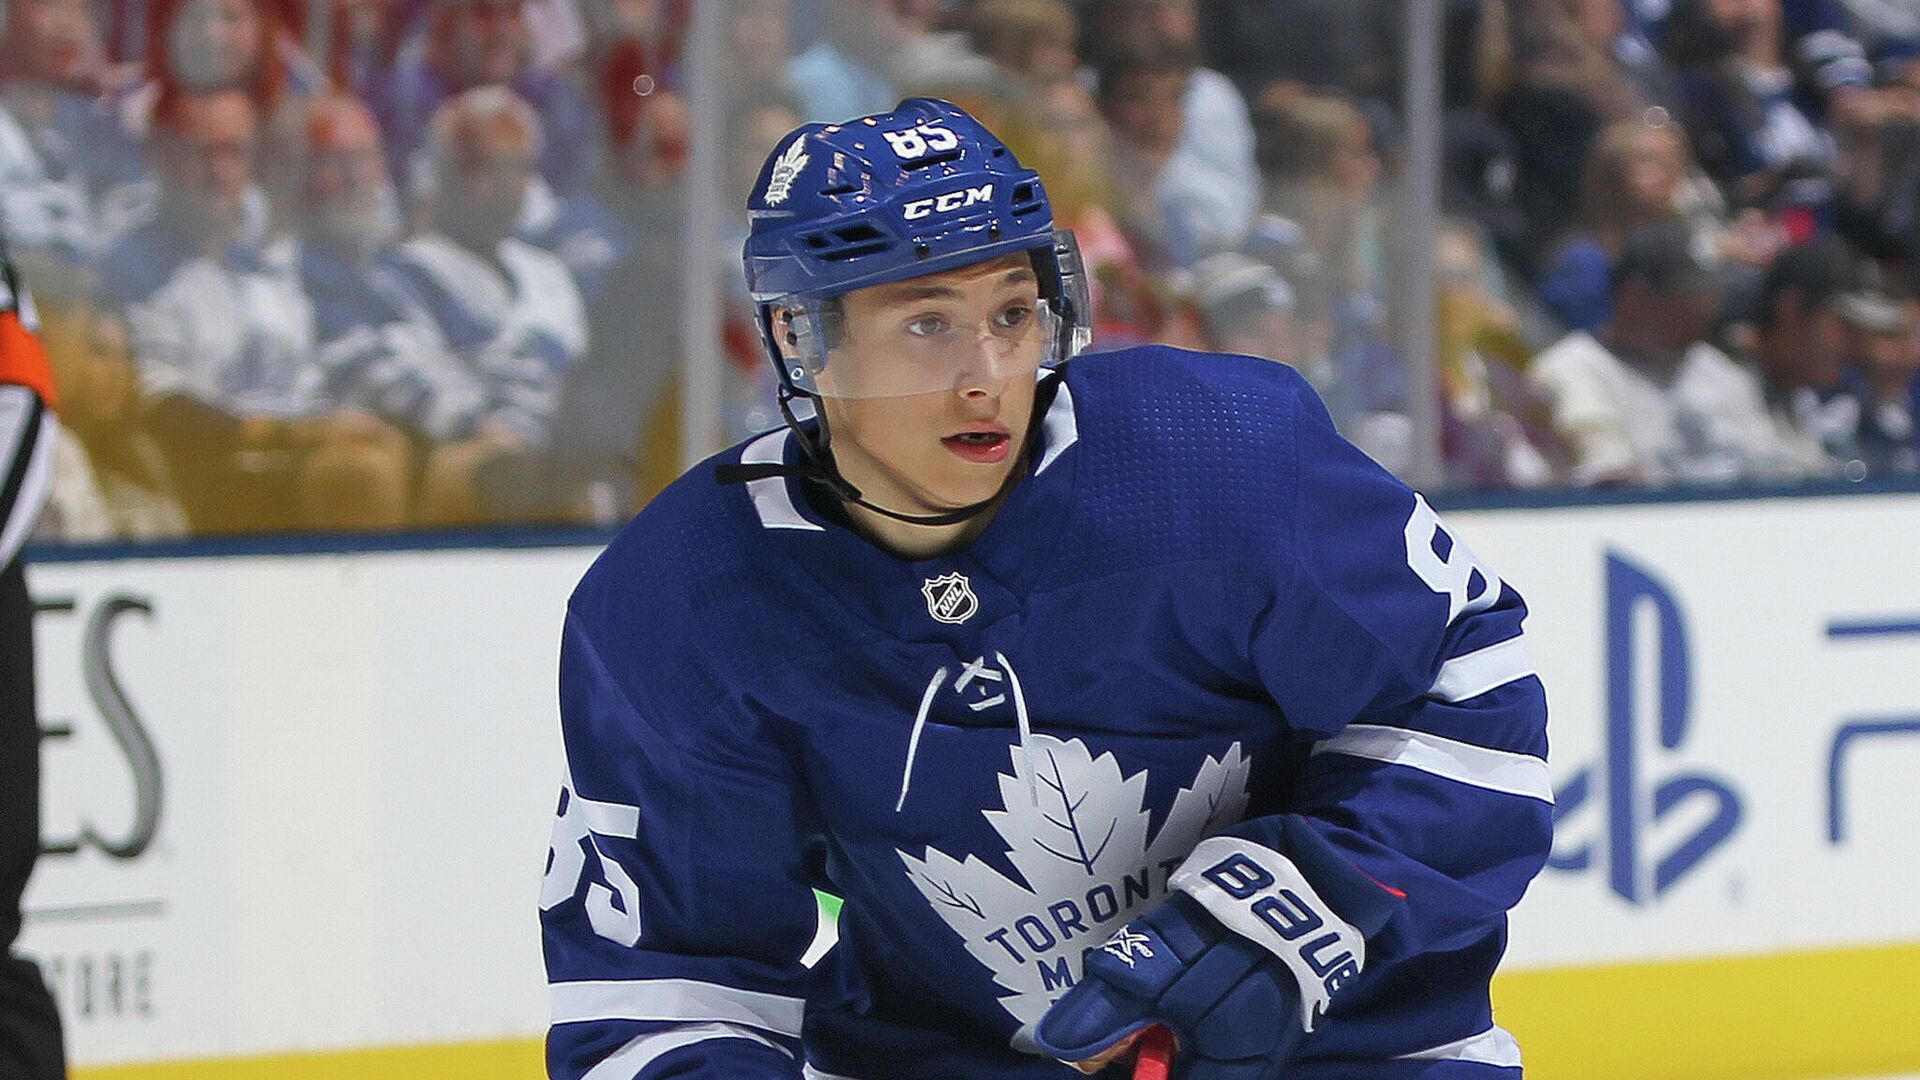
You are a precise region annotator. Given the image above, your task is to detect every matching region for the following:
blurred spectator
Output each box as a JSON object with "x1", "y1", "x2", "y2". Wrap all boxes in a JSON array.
[
  {"x1": 1530, "y1": 220, "x2": 1818, "y2": 484},
  {"x1": 1098, "y1": 37, "x2": 1257, "y2": 267},
  {"x1": 369, "y1": 0, "x2": 596, "y2": 196},
  {"x1": 1746, "y1": 234, "x2": 1866, "y2": 458},
  {"x1": 144, "y1": 0, "x2": 319, "y2": 107},
  {"x1": 522, "y1": 0, "x2": 590, "y2": 72},
  {"x1": 1256, "y1": 91, "x2": 1384, "y2": 306},
  {"x1": 969, "y1": 0, "x2": 1079, "y2": 87},
  {"x1": 0, "y1": 0, "x2": 145, "y2": 264},
  {"x1": 393, "y1": 86, "x2": 588, "y2": 524},
  {"x1": 992, "y1": 78, "x2": 1162, "y2": 345},
  {"x1": 38, "y1": 303, "x2": 189, "y2": 537},
  {"x1": 1250, "y1": 90, "x2": 1408, "y2": 462},
  {"x1": 785, "y1": 0, "x2": 994, "y2": 122},
  {"x1": 889, "y1": 1, "x2": 1001, "y2": 103},
  {"x1": 1193, "y1": 0, "x2": 1397, "y2": 108},
  {"x1": 1663, "y1": 0, "x2": 1840, "y2": 215},
  {"x1": 787, "y1": 0, "x2": 911, "y2": 122},
  {"x1": 516, "y1": 181, "x2": 634, "y2": 305},
  {"x1": 1492, "y1": 0, "x2": 1673, "y2": 243},
  {"x1": 1191, "y1": 250, "x2": 1300, "y2": 365},
  {"x1": 1087, "y1": 0, "x2": 1259, "y2": 238},
  {"x1": 719, "y1": 0, "x2": 792, "y2": 105},
  {"x1": 538, "y1": 83, "x2": 708, "y2": 513},
  {"x1": 1436, "y1": 220, "x2": 1569, "y2": 488},
  {"x1": 1538, "y1": 117, "x2": 1778, "y2": 331},
  {"x1": 1834, "y1": 282, "x2": 1920, "y2": 471},
  {"x1": 1543, "y1": 120, "x2": 1695, "y2": 332},
  {"x1": 1839, "y1": 0, "x2": 1920, "y2": 89},
  {"x1": 585, "y1": 0, "x2": 683, "y2": 128},
  {"x1": 100, "y1": 0, "x2": 324, "y2": 242},
  {"x1": 329, "y1": 0, "x2": 412, "y2": 97},
  {"x1": 98, "y1": 89, "x2": 412, "y2": 533},
  {"x1": 290, "y1": 94, "x2": 489, "y2": 459}
]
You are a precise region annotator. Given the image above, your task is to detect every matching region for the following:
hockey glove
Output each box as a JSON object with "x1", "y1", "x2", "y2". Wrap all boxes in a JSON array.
[{"x1": 1034, "y1": 817, "x2": 1402, "y2": 1080}]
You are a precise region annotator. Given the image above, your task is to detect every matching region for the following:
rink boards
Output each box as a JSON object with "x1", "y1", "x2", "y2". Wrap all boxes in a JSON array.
[{"x1": 17, "y1": 489, "x2": 1920, "y2": 1079}]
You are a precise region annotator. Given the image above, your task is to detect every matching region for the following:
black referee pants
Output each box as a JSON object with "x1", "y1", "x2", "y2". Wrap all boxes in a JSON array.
[{"x1": 1, "y1": 557, "x2": 64, "y2": 1080}]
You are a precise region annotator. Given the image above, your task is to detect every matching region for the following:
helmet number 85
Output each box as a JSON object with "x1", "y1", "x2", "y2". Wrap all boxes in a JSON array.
[{"x1": 883, "y1": 121, "x2": 960, "y2": 160}]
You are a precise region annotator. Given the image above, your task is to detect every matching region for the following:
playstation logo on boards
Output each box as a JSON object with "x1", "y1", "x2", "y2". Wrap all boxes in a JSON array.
[
  {"x1": 922, "y1": 572, "x2": 979, "y2": 625},
  {"x1": 1548, "y1": 552, "x2": 1743, "y2": 904}
]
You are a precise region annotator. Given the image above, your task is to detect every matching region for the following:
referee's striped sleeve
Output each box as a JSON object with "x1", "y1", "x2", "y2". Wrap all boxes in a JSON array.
[{"x1": 0, "y1": 384, "x2": 55, "y2": 568}]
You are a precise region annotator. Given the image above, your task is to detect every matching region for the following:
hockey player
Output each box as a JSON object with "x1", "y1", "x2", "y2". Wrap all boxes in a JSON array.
[
  {"x1": 1, "y1": 240, "x2": 67, "y2": 1080},
  {"x1": 542, "y1": 99, "x2": 1550, "y2": 1079}
]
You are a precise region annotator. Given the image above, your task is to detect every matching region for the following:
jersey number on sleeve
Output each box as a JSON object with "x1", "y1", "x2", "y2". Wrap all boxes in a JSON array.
[
  {"x1": 541, "y1": 776, "x2": 646, "y2": 947},
  {"x1": 1403, "y1": 494, "x2": 1501, "y2": 625}
]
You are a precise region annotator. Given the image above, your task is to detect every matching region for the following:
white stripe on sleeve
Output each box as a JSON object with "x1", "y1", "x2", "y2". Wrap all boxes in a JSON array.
[
  {"x1": 1428, "y1": 635, "x2": 1536, "y2": 703},
  {"x1": 581, "y1": 1022, "x2": 792, "y2": 1080},
  {"x1": 1311, "y1": 725, "x2": 1554, "y2": 804},
  {"x1": 1397, "y1": 1025, "x2": 1524, "y2": 1068},
  {"x1": 551, "y1": 978, "x2": 805, "y2": 1036}
]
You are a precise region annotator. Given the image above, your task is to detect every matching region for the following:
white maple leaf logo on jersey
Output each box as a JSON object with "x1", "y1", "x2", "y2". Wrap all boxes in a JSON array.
[
  {"x1": 763, "y1": 137, "x2": 809, "y2": 206},
  {"x1": 898, "y1": 736, "x2": 1251, "y2": 1050}
]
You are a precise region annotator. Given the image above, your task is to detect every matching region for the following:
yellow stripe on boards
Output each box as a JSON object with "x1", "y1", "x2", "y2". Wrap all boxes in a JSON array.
[
  {"x1": 1494, "y1": 941, "x2": 1920, "y2": 1080},
  {"x1": 66, "y1": 942, "x2": 1920, "y2": 1080},
  {"x1": 73, "y1": 1037, "x2": 544, "y2": 1080}
]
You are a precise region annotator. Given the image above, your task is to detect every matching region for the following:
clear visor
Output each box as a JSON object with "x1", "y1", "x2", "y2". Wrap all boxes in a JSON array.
[{"x1": 773, "y1": 234, "x2": 1089, "y2": 399}]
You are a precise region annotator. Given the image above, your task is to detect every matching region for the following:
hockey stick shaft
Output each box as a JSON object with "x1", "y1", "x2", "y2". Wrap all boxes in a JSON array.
[{"x1": 1132, "y1": 1025, "x2": 1175, "y2": 1080}]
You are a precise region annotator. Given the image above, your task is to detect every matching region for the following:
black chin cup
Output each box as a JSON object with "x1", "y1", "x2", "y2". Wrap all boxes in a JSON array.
[{"x1": 713, "y1": 384, "x2": 1033, "y2": 529}]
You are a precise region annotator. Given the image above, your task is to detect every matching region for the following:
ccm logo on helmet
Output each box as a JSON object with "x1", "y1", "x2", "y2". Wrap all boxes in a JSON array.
[{"x1": 904, "y1": 184, "x2": 994, "y2": 220}]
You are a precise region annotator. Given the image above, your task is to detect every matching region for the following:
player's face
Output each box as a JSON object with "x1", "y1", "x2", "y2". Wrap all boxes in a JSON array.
[{"x1": 820, "y1": 255, "x2": 1045, "y2": 515}]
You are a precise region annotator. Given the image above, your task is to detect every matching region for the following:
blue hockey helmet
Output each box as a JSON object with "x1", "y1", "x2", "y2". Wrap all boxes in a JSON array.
[{"x1": 742, "y1": 98, "x2": 1090, "y2": 398}]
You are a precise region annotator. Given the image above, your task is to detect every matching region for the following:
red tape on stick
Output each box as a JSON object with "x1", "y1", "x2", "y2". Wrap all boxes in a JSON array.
[{"x1": 1132, "y1": 1025, "x2": 1175, "y2": 1080}]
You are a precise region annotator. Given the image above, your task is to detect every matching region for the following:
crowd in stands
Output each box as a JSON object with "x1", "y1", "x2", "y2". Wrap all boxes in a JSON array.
[{"x1": 3, "y1": 0, "x2": 1919, "y2": 539}]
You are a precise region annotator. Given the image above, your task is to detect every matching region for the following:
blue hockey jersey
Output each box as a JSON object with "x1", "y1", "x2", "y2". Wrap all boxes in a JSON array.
[{"x1": 542, "y1": 346, "x2": 1551, "y2": 1079}]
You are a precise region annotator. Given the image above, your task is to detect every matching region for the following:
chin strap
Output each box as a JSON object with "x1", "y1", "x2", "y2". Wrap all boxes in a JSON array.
[{"x1": 714, "y1": 379, "x2": 1050, "y2": 529}]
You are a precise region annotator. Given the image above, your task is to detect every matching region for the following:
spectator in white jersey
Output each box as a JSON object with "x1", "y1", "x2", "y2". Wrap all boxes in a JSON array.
[
  {"x1": 0, "y1": 0, "x2": 144, "y2": 265},
  {"x1": 97, "y1": 88, "x2": 413, "y2": 533},
  {"x1": 394, "y1": 85, "x2": 588, "y2": 525},
  {"x1": 292, "y1": 95, "x2": 481, "y2": 457}
]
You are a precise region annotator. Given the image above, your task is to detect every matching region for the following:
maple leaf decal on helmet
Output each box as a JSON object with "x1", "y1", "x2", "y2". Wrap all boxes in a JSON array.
[{"x1": 764, "y1": 137, "x2": 809, "y2": 206}]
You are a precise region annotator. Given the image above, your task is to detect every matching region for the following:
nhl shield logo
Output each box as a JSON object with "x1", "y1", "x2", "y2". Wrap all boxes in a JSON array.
[{"x1": 922, "y1": 573, "x2": 979, "y2": 624}]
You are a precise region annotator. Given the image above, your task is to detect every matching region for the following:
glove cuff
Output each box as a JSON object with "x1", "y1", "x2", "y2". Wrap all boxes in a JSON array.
[{"x1": 1169, "y1": 824, "x2": 1398, "y2": 1032}]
